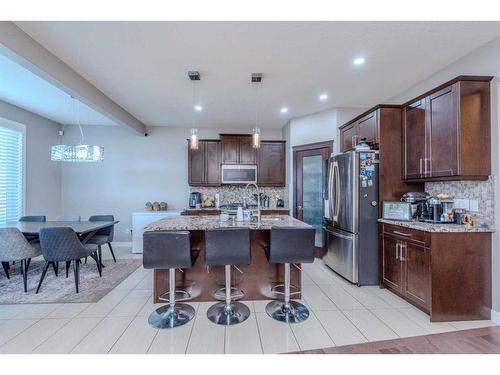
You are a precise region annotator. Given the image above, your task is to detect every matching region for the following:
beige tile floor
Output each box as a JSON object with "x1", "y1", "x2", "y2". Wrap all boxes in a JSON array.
[{"x1": 0, "y1": 246, "x2": 497, "y2": 354}]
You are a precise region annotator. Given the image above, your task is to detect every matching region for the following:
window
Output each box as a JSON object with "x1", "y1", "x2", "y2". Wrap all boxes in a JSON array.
[{"x1": 0, "y1": 120, "x2": 25, "y2": 224}]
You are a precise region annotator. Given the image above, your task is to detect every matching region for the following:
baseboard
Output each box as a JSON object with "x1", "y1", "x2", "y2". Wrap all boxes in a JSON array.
[
  {"x1": 492, "y1": 309, "x2": 500, "y2": 324},
  {"x1": 111, "y1": 241, "x2": 132, "y2": 247}
]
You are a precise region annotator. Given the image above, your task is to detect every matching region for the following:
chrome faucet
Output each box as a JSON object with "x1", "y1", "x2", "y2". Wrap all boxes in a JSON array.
[{"x1": 244, "y1": 183, "x2": 260, "y2": 224}]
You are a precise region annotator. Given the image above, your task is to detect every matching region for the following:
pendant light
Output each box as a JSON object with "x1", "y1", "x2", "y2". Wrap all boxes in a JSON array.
[
  {"x1": 252, "y1": 73, "x2": 262, "y2": 149},
  {"x1": 51, "y1": 97, "x2": 104, "y2": 162},
  {"x1": 189, "y1": 71, "x2": 201, "y2": 150}
]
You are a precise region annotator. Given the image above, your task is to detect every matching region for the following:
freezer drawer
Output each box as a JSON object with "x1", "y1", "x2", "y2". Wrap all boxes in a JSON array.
[{"x1": 323, "y1": 226, "x2": 358, "y2": 283}]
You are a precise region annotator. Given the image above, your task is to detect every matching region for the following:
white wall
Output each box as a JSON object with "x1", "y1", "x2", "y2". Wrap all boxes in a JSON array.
[
  {"x1": 283, "y1": 107, "x2": 365, "y2": 206},
  {"x1": 61, "y1": 125, "x2": 283, "y2": 242},
  {"x1": 0, "y1": 99, "x2": 61, "y2": 219},
  {"x1": 386, "y1": 36, "x2": 500, "y2": 320}
]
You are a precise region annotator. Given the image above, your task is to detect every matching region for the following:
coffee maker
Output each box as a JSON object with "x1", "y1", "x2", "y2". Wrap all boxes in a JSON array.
[
  {"x1": 402, "y1": 192, "x2": 430, "y2": 220},
  {"x1": 189, "y1": 192, "x2": 202, "y2": 208}
]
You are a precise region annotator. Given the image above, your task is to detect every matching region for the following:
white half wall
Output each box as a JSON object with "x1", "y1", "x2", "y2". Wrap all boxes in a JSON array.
[
  {"x1": 60, "y1": 125, "x2": 283, "y2": 241},
  {"x1": 0, "y1": 99, "x2": 61, "y2": 219},
  {"x1": 388, "y1": 36, "x2": 500, "y2": 321}
]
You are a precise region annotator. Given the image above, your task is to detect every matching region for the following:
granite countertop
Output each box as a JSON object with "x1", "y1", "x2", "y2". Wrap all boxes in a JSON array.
[
  {"x1": 184, "y1": 207, "x2": 289, "y2": 211},
  {"x1": 378, "y1": 218, "x2": 494, "y2": 233},
  {"x1": 144, "y1": 214, "x2": 310, "y2": 231}
]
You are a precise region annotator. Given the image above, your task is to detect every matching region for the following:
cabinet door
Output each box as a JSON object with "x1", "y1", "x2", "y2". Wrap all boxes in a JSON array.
[
  {"x1": 427, "y1": 84, "x2": 459, "y2": 177},
  {"x1": 239, "y1": 136, "x2": 257, "y2": 164},
  {"x1": 258, "y1": 142, "x2": 285, "y2": 186},
  {"x1": 221, "y1": 135, "x2": 239, "y2": 164},
  {"x1": 403, "y1": 241, "x2": 431, "y2": 310},
  {"x1": 382, "y1": 235, "x2": 403, "y2": 293},
  {"x1": 403, "y1": 100, "x2": 427, "y2": 179},
  {"x1": 188, "y1": 141, "x2": 205, "y2": 186},
  {"x1": 357, "y1": 111, "x2": 378, "y2": 145},
  {"x1": 340, "y1": 124, "x2": 356, "y2": 152},
  {"x1": 204, "y1": 141, "x2": 221, "y2": 185}
]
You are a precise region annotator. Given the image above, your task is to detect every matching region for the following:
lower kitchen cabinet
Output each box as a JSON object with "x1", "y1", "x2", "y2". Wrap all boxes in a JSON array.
[{"x1": 381, "y1": 223, "x2": 491, "y2": 322}]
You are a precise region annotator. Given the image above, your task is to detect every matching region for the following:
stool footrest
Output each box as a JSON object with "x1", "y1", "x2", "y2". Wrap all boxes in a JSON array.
[
  {"x1": 271, "y1": 283, "x2": 300, "y2": 296},
  {"x1": 158, "y1": 290, "x2": 191, "y2": 303}
]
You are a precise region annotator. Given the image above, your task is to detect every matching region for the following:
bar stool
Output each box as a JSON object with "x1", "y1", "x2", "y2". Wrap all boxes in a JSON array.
[
  {"x1": 205, "y1": 227, "x2": 251, "y2": 325},
  {"x1": 265, "y1": 227, "x2": 315, "y2": 323},
  {"x1": 143, "y1": 231, "x2": 198, "y2": 329}
]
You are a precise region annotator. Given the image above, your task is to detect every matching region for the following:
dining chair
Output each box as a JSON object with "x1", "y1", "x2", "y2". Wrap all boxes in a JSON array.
[
  {"x1": 87, "y1": 215, "x2": 116, "y2": 263},
  {"x1": 0, "y1": 228, "x2": 42, "y2": 292},
  {"x1": 55, "y1": 214, "x2": 81, "y2": 222},
  {"x1": 19, "y1": 215, "x2": 46, "y2": 243},
  {"x1": 37, "y1": 227, "x2": 102, "y2": 294}
]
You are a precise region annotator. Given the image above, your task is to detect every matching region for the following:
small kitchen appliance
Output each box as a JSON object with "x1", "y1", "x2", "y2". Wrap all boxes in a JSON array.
[
  {"x1": 402, "y1": 192, "x2": 430, "y2": 220},
  {"x1": 189, "y1": 192, "x2": 202, "y2": 209}
]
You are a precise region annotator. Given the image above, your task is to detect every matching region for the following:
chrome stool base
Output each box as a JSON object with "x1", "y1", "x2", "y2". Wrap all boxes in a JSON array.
[
  {"x1": 148, "y1": 303, "x2": 195, "y2": 329},
  {"x1": 207, "y1": 301, "x2": 251, "y2": 326},
  {"x1": 213, "y1": 287, "x2": 244, "y2": 301},
  {"x1": 159, "y1": 290, "x2": 191, "y2": 303},
  {"x1": 265, "y1": 300, "x2": 309, "y2": 323}
]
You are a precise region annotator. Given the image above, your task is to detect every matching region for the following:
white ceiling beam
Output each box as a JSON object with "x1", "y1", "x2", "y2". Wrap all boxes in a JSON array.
[{"x1": 0, "y1": 21, "x2": 146, "y2": 135}]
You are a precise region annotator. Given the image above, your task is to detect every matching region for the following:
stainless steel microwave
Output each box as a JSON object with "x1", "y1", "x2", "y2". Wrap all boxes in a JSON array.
[{"x1": 221, "y1": 164, "x2": 257, "y2": 184}]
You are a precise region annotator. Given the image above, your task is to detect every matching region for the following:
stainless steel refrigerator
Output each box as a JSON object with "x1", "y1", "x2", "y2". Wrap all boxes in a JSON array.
[{"x1": 323, "y1": 150, "x2": 379, "y2": 285}]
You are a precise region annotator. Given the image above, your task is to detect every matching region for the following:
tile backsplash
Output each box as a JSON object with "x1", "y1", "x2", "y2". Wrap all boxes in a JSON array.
[
  {"x1": 189, "y1": 185, "x2": 288, "y2": 208},
  {"x1": 425, "y1": 176, "x2": 494, "y2": 228}
]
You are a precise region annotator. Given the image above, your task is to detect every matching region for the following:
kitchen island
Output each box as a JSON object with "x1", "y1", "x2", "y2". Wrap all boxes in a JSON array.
[{"x1": 144, "y1": 214, "x2": 311, "y2": 303}]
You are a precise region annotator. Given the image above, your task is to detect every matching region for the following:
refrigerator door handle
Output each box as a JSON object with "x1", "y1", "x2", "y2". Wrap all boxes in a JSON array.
[
  {"x1": 333, "y1": 161, "x2": 340, "y2": 222},
  {"x1": 327, "y1": 160, "x2": 334, "y2": 219}
]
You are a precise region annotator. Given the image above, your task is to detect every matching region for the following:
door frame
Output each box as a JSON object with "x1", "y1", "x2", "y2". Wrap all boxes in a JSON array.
[{"x1": 292, "y1": 140, "x2": 334, "y2": 219}]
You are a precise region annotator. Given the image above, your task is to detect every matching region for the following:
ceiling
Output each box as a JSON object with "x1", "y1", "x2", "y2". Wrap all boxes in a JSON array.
[
  {"x1": 8, "y1": 21, "x2": 500, "y2": 129},
  {"x1": 0, "y1": 52, "x2": 115, "y2": 126}
]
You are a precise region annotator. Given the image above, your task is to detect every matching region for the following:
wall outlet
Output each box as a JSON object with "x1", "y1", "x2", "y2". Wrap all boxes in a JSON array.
[
  {"x1": 453, "y1": 198, "x2": 469, "y2": 210},
  {"x1": 469, "y1": 199, "x2": 479, "y2": 212}
]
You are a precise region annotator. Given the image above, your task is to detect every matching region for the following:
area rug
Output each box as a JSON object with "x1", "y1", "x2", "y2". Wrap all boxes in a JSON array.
[{"x1": 0, "y1": 259, "x2": 142, "y2": 304}]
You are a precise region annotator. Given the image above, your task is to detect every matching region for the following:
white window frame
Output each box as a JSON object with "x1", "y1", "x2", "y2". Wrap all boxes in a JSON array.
[{"x1": 0, "y1": 116, "x2": 26, "y2": 218}]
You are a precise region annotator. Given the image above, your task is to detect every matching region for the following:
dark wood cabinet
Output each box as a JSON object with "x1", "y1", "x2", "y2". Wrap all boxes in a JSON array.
[
  {"x1": 221, "y1": 135, "x2": 256, "y2": 165},
  {"x1": 339, "y1": 110, "x2": 378, "y2": 152},
  {"x1": 257, "y1": 141, "x2": 286, "y2": 186},
  {"x1": 382, "y1": 234, "x2": 403, "y2": 293},
  {"x1": 403, "y1": 76, "x2": 492, "y2": 181},
  {"x1": 188, "y1": 140, "x2": 221, "y2": 186},
  {"x1": 381, "y1": 223, "x2": 491, "y2": 321}
]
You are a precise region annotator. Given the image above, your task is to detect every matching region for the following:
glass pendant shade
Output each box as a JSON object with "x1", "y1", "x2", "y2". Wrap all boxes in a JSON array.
[
  {"x1": 190, "y1": 128, "x2": 199, "y2": 150},
  {"x1": 51, "y1": 144, "x2": 104, "y2": 162},
  {"x1": 252, "y1": 127, "x2": 261, "y2": 148}
]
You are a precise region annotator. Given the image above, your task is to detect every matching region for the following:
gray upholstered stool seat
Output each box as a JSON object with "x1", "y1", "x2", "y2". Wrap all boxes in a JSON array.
[
  {"x1": 205, "y1": 227, "x2": 251, "y2": 326},
  {"x1": 143, "y1": 231, "x2": 198, "y2": 329},
  {"x1": 265, "y1": 227, "x2": 315, "y2": 323}
]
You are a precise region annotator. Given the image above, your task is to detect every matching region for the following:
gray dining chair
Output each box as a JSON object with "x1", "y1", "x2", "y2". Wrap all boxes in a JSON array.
[
  {"x1": 19, "y1": 215, "x2": 46, "y2": 243},
  {"x1": 0, "y1": 228, "x2": 42, "y2": 292},
  {"x1": 37, "y1": 227, "x2": 102, "y2": 294},
  {"x1": 55, "y1": 214, "x2": 81, "y2": 222},
  {"x1": 87, "y1": 215, "x2": 116, "y2": 263}
]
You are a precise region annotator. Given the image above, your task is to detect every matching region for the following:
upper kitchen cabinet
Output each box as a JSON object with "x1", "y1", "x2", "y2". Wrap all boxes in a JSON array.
[
  {"x1": 339, "y1": 109, "x2": 379, "y2": 151},
  {"x1": 257, "y1": 141, "x2": 286, "y2": 186},
  {"x1": 188, "y1": 140, "x2": 221, "y2": 186},
  {"x1": 403, "y1": 76, "x2": 492, "y2": 182},
  {"x1": 221, "y1": 134, "x2": 256, "y2": 164}
]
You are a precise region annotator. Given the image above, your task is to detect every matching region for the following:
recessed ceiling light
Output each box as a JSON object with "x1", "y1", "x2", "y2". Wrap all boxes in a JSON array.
[
  {"x1": 353, "y1": 57, "x2": 366, "y2": 66},
  {"x1": 280, "y1": 107, "x2": 288, "y2": 113},
  {"x1": 194, "y1": 105, "x2": 203, "y2": 111},
  {"x1": 319, "y1": 94, "x2": 328, "y2": 101}
]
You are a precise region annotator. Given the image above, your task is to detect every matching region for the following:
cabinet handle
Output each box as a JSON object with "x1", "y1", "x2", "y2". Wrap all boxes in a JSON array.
[
  {"x1": 400, "y1": 243, "x2": 407, "y2": 261},
  {"x1": 395, "y1": 242, "x2": 400, "y2": 260},
  {"x1": 419, "y1": 159, "x2": 423, "y2": 176},
  {"x1": 393, "y1": 230, "x2": 412, "y2": 237}
]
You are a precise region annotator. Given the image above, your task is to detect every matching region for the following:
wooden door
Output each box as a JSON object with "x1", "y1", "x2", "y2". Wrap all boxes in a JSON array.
[
  {"x1": 382, "y1": 235, "x2": 403, "y2": 293},
  {"x1": 204, "y1": 140, "x2": 221, "y2": 186},
  {"x1": 221, "y1": 135, "x2": 239, "y2": 164},
  {"x1": 403, "y1": 241, "x2": 431, "y2": 310},
  {"x1": 239, "y1": 136, "x2": 257, "y2": 164},
  {"x1": 426, "y1": 84, "x2": 459, "y2": 178},
  {"x1": 403, "y1": 99, "x2": 427, "y2": 179},
  {"x1": 357, "y1": 111, "x2": 378, "y2": 145},
  {"x1": 188, "y1": 141, "x2": 205, "y2": 186},
  {"x1": 293, "y1": 141, "x2": 332, "y2": 248},
  {"x1": 340, "y1": 124, "x2": 356, "y2": 152},
  {"x1": 258, "y1": 141, "x2": 285, "y2": 186}
]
